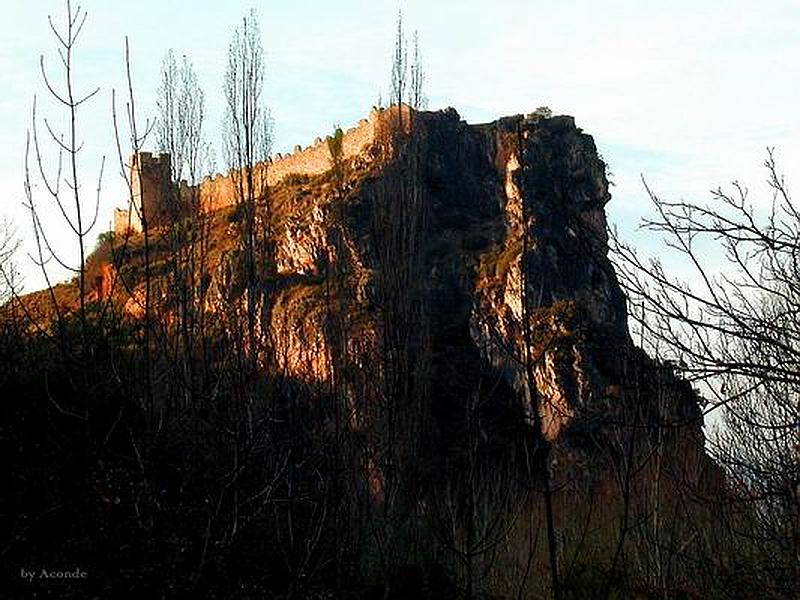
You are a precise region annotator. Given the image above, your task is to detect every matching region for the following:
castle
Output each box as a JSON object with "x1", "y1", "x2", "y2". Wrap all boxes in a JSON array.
[{"x1": 113, "y1": 106, "x2": 399, "y2": 235}]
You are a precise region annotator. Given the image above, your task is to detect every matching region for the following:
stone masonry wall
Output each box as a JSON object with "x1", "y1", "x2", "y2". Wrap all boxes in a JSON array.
[
  {"x1": 198, "y1": 112, "x2": 378, "y2": 213},
  {"x1": 114, "y1": 106, "x2": 411, "y2": 234},
  {"x1": 113, "y1": 207, "x2": 135, "y2": 234}
]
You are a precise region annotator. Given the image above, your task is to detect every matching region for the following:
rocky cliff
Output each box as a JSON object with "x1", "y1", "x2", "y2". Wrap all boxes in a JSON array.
[
  {"x1": 63, "y1": 106, "x2": 705, "y2": 456},
  {"x1": 6, "y1": 107, "x2": 719, "y2": 598},
  {"x1": 198, "y1": 107, "x2": 702, "y2": 454}
]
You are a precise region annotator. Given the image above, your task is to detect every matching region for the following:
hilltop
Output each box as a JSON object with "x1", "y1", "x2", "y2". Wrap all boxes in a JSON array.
[{"x1": 3, "y1": 106, "x2": 726, "y2": 598}]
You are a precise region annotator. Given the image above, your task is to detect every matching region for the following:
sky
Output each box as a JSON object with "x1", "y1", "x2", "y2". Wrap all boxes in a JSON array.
[{"x1": 1, "y1": 0, "x2": 799, "y2": 291}]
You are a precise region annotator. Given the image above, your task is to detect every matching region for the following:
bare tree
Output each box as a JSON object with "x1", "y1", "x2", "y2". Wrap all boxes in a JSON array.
[
  {"x1": 409, "y1": 30, "x2": 427, "y2": 112},
  {"x1": 157, "y1": 50, "x2": 206, "y2": 191},
  {"x1": 0, "y1": 219, "x2": 20, "y2": 306},
  {"x1": 155, "y1": 49, "x2": 212, "y2": 421},
  {"x1": 339, "y1": 15, "x2": 434, "y2": 594},
  {"x1": 388, "y1": 11, "x2": 426, "y2": 123},
  {"x1": 513, "y1": 123, "x2": 562, "y2": 600},
  {"x1": 430, "y1": 380, "x2": 529, "y2": 600},
  {"x1": 222, "y1": 8, "x2": 274, "y2": 356},
  {"x1": 390, "y1": 10, "x2": 407, "y2": 114},
  {"x1": 611, "y1": 150, "x2": 800, "y2": 597},
  {"x1": 27, "y1": 0, "x2": 103, "y2": 339}
]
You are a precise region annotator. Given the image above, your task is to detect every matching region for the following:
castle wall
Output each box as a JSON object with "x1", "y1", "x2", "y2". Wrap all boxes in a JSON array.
[
  {"x1": 114, "y1": 106, "x2": 405, "y2": 235},
  {"x1": 198, "y1": 112, "x2": 378, "y2": 212},
  {"x1": 113, "y1": 207, "x2": 136, "y2": 234},
  {"x1": 132, "y1": 152, "x2": 172, "y2": 228}
]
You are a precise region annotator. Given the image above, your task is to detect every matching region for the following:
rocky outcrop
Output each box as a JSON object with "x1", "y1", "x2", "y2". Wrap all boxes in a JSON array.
[
  {"x1": 100, "y1": 106, "x2": 701, "y2": 454},
  {"x1": 218, "y1": 107, "x2": 698, "y2": 449}
]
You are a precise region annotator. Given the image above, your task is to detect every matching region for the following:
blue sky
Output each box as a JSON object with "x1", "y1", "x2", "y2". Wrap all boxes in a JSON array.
[{"x1": 2, "y1": 0, "x2": 799, "y2": 290}]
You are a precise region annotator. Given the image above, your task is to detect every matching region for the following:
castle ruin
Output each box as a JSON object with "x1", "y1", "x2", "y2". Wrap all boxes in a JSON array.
[{"x1": 113, "y1": 106, "x2": 404, "y2": 234}]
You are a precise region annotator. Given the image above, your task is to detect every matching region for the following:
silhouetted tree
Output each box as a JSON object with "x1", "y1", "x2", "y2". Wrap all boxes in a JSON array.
[
  {"x1": 27, "y1": 0, "x2": 103, "y2": 342},
  {"x1": 612, "y1": 150, "x2": 800, "y2": 597},
  {"x1": 222, "y1": 8, "x2": 274, "y2": 355},
  {"x1": 155, "y1": 48, "x2": 212, "y2": 422},
  {"x1": 0, "y1": 219, "x2": 20, "y2": 305},
  {"x1": 156, "y1": 50, "x2": 206, "y2": 192}
]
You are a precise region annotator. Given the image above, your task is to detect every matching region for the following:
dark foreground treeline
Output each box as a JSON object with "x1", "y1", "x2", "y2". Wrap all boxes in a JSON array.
[{"x1": 0, "y1": 299, "x2": 795, "y2": 600}]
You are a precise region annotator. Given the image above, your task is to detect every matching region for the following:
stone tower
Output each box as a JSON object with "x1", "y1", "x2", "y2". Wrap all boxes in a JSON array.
[{"x1": 130, "y1": 152, "x2": 171, "y2": 231}]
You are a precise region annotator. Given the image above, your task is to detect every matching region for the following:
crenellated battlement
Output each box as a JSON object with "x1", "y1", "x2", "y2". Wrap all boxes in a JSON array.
[{"x1": 113, "y1": 105, "x2": 415, "y2": 234}]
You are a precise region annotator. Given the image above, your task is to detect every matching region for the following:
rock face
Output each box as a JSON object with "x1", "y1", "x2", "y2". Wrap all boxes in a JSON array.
[
  {"x1": 468, "y1": 113, "x2": 628, "y2": 440},
  {"x1": 107, "y1": 106, "x2": 700, "y2": 453},
  {"x1": 247, "y1": 108, "x2": 693, "y2": 448}
]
